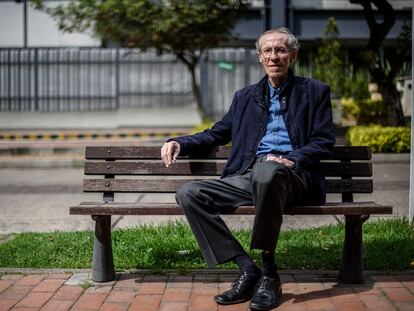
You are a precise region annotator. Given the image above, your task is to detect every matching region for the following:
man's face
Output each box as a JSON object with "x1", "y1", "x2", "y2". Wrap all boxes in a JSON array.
[{"x1": 258, "y1": 32, "x2": 297, "y2": 87}]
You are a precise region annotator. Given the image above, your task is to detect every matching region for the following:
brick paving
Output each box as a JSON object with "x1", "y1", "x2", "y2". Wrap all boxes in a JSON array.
[{"x1": 0, "y1": 271, "x2": 413, "y2": 310}]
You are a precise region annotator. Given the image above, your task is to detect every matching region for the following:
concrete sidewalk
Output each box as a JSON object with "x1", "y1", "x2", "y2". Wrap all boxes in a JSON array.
[
  {"x1": 0, "y1": 107, "x2": 202, "y2": 130},
  {"x1": 1, "y1": 270, "x2": 413, "y2": 310}
]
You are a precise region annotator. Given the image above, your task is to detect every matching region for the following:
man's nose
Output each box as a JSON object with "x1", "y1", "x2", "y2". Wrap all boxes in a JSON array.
[{"x1": 269, "y1": 49, "x2": 279, "y2": 59}]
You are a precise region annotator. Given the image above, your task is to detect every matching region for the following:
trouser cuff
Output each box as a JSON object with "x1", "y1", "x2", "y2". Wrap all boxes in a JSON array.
[{"x1": 202, "y1": 240, "x2": 246, "y2": 268}]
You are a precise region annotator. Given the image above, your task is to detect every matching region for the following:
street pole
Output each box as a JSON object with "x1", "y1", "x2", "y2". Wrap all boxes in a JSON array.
[
  {"x1": 23, "y1": 0, "x2": 28, "y2": 48},
  {"x1": 271, "y1": 0, "x2": 286, "y2": 27},
  {"x1": 409, "y1": 3, "x2": 414, "y2": 223},
  {"x1": 15, "y1": 0, "x2": 28, "y2": 47}
]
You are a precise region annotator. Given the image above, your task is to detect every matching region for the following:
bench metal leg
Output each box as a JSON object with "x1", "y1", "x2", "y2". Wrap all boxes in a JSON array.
[
  {"x1": 91, "y1": 215, "x2": 115, "y2": 282},
  {"x1": 339, "y1": 214, "x2": 369, "y2": 284}
]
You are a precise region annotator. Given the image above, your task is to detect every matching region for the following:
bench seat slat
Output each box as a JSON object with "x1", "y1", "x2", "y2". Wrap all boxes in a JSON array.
[
  {"x1": 84, "y1": 161, "x2": 372, "y2": 177},
  {"x1": 86, "y1": 146, "x2": 371, "y2": 161},
  {"x1": 83, "y1": 178, "x2": 373, "y2": 193},
  {"x1": 70, "y1": 201, "x2": 392, "y2": 216}
]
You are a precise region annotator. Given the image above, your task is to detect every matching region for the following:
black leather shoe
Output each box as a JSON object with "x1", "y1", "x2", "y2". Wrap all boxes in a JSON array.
[
  {"x1": 214, "y1": 271, "x2": 260, "y2": 305},
  {"x1": 249, "y1": 275, "x2": 282, "y2": 311}
]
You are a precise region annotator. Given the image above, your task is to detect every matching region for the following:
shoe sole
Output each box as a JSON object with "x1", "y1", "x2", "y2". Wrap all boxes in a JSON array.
[
  {"x1": 249, "y1": 287, "x2": 282, "y2": 311},
  {"x1": 214, "y1": 296, "x2": 252, "y2": 305}
]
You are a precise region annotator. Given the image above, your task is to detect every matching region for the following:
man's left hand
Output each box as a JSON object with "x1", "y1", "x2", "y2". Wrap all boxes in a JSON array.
[{"x1": 266, "y1": 154, "x2": 295, "y2": 168}]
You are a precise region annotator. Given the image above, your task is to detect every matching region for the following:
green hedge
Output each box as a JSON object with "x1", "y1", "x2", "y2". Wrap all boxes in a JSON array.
[
  {"x1": 347, "y1": 125, "x2": 410, "y2": 153},
  {"x1": 341, "y1": 97, "x2": 388, "y2": 125}
]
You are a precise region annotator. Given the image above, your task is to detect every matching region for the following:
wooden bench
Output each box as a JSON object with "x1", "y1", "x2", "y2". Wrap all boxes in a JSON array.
[{"x1": 70, "y1": 145, "x2": 392, "y2": 284}]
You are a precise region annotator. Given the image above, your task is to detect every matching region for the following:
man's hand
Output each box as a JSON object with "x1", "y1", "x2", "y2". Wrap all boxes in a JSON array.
[
  {"x1": 161, "y1": 141, "x2": 181, "y2": 167},
  {"x1": 266, "y1": 154, "x2": 295, "y2": 169}
]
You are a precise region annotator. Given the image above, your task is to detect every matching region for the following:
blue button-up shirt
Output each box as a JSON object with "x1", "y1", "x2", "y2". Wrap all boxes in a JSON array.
[{"x1": 256, "y1": 81, "x2": 293, "y2": 157}]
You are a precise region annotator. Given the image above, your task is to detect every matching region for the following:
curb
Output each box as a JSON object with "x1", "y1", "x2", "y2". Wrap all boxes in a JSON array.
[
  {"x1": 1, "y1": 268, "x2": 413, "y2": 276},
  {"x1": 0, "y1": 129, "x2": 190, "y2": 142},
  {"x1": 0, "y1": 159, "x2": 85, "y2": 169},
  {"x1": 372, "y1": 153, "x2": 410, "y2": 163}
]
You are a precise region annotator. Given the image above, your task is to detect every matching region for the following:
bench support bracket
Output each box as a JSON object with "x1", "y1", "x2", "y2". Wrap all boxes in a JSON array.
[
  {"x1": 91, "y1": 215, "x2": 115, "y2": 282},
  {"x1": 339, "y1": 214, "x2": 369, "y2": 284}
]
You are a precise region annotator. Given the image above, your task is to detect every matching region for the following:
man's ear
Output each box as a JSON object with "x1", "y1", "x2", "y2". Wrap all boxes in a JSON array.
[
  {"x1": 258, "y1": 52, "x2": 263, "y2": 64},
  {"x1": 290, "y1": 50, "x2": 298, "y2": 63}
]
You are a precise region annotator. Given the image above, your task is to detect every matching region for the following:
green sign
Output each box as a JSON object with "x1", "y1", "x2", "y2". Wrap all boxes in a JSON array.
[{"x1": 218, "y1": 62, "x2": 235, "y2": 71}]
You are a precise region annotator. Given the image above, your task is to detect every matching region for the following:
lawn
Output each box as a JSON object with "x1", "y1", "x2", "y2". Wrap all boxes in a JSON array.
[{"x1": 0, "y1": 218, "x2": 412, "y2": 271}]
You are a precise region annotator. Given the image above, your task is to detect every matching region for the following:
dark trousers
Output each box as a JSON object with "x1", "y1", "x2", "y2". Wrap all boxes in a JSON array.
[{"x1": 175, "y1": 157, "x2": 310, "y2": 268}]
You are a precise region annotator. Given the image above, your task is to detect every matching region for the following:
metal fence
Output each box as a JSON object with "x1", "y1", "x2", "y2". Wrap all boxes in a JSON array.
[
  {"x1": 202, "y1": 49, "x2": 264, "y2": 120},
  {"x1": 0, "y1": 48, "x2": 194, "y2": 112},
  {"x1": 0, "y1": 47, "x2": 263, "y2": 119}
]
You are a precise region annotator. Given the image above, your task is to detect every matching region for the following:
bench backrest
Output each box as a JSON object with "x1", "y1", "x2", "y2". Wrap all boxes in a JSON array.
[{"x1": 83, "y1": 146, "x2": 372, "y2": 204}]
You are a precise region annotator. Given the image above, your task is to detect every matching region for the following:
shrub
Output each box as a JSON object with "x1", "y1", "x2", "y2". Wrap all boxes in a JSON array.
[
  {"x1": 347, "y1": 125, "x2": 410, "y2": 153},
  {"x1": 341, "y1": 97, "x2": 388, "y2": 125},
  {"x1": 341, "y1": 97, "x2": 360, "y2": 118},
  {"x1": 341, "y1": 69, "x2": 370, "y2": 100}
]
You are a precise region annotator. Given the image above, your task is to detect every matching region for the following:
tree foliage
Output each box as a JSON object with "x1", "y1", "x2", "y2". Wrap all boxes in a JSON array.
[
  {"x1": 314, "y1": 17, "x2": 345, "y2": 96},
  {"x1": 31, "y1": 0, "x2": 249, "y2": 118}
]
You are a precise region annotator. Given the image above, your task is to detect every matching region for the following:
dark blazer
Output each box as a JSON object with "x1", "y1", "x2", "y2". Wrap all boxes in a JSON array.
[{"x1": 170, "y1": 71, "x2": 336, "y2": 204}]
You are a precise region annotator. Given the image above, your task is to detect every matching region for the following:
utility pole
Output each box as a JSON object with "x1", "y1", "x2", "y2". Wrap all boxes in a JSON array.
[
  {"x1": 263, "y1": 0, "x2": 287, "y2": 30},
  {"x1": 409, "y1": 6, "x2": 414, "y2": 223},
  {"x1": 15, "y1": 0, "x2": 28, "y2": 47},
  {"x1": 23, "y1": 0, "x2": 27, "y2": 48},
  {"x1": 271, "y1": 0, "x2": 286, "y2": 28}
]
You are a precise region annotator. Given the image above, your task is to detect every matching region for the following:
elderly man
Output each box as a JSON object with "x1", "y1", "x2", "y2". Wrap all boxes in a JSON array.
[{"x1": 161, "y1": 28, "x2": 335, "y2": 310}]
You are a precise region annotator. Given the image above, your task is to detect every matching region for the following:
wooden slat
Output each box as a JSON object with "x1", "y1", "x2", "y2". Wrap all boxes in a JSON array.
[
  {"x1": 84, "y1": 161, "x2": 372, "y2": 177},
  {"x1": 322, "y1": 162, "x2": 372, "y2": 177},
  {"x1": 83, "y1": 178, "x2": 373, "y2": 193},
  {"x1": 85, "y1": 161, "x2": 226, "y2": 175},
  {"x1": 83, "y1": 178, "x2": 192, "y2": 192},
  {"x1": 86, "y1": 146, "x2": 161, "y2": 159},
  {"x1": 325, "y1": 179, "x2": 373, "y2": 193},
  {"x1": 70, "y1": 201, "x2": 392, "y2": 216},
  {"x1": 285, "y1": 204, "x2": 392, "y2": 215},
  {"x1": 85, "y1": 145, "x2": 371, "y2": 161},
  {"x1": 85, "y1": 146, "x2": 229, "y2": 160},
  {"x1": 327, "y1": 146, "x2": 371, "y2": 160}
]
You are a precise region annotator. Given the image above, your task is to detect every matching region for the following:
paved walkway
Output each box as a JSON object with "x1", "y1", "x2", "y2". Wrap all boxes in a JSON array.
[
  {"x1": 0, "y1": 270, "x2": 413, "y2": 310},
  {"x1": 0, "y1": 108, "x2": 202, "y2": 130}
]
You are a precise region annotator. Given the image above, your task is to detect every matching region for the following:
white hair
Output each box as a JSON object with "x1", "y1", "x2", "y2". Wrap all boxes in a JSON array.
[{"x1": 255, "y1": 27, "x2": 300, "y2": 52}]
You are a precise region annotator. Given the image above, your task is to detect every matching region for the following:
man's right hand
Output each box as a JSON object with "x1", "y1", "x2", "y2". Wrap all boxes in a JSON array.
[{"x1": 161, "y1": 141, "x2": 181, "y2": 167}]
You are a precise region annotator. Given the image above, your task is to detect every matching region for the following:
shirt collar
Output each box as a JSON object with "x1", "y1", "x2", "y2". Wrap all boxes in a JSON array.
[{"x1": 268, "y1": 80, "x2": 282, "y2": 98}]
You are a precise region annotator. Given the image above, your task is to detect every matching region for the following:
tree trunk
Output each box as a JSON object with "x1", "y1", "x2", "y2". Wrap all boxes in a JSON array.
[
  {"x1": 350, "y1": 0, "x2": 406, "y2": 126},
  {"x1": 176, "y1": 54, "x2": 209, "y2": 122},
  {"x1": 188, "y1": 64, "x2": 208, "y2": 121},
  {"x1": 379, "y1": 79, "x2": 406, "y2": 126},
  {"x1": 367, "y1": 57, "x2": 406, "y2": 126}
]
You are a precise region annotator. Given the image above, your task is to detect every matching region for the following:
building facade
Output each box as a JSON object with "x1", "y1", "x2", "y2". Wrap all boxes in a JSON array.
[
  {"x1": 0, "y1": 0, "x2": 411, "y2": 116},
  {"x1": 0, "y1": 1, "x2": 411, "y2": 48}
]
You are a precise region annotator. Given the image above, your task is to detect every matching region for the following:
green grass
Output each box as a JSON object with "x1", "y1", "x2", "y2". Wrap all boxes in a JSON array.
[{"x1": 0, "y1": 218, "x2": 413, "y2": 271}]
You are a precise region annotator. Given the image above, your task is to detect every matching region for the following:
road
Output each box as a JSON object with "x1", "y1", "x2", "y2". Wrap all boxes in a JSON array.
[{"x1": 0, "y1": 156, "x2": 410, "y2": 234}]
